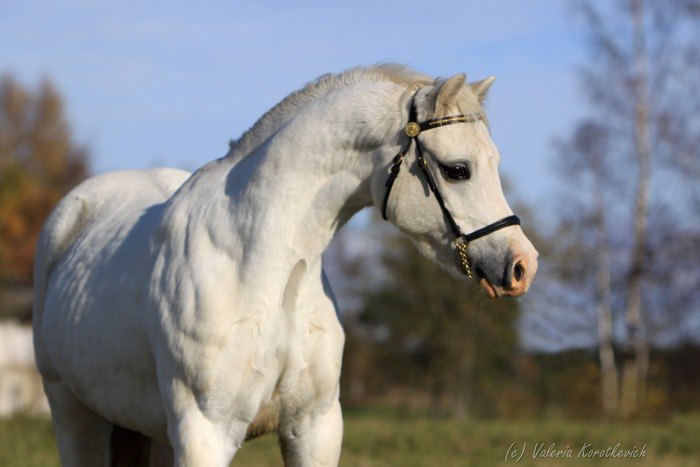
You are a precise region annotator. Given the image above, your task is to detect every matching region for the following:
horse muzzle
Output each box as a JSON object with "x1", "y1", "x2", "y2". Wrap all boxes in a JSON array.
[{"x1": 475, "y1": 249, "x2": 538, "y2": 298}]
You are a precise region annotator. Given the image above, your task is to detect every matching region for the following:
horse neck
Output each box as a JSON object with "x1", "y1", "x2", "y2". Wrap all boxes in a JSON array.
[{"x1": 167, "y1": 82, "x2": 404, "y2": 282}]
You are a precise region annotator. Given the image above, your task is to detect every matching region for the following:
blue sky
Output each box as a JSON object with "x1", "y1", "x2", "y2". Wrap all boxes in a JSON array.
[{"x1": 1, "y1": 0, "x2": 586, "y2": 210}]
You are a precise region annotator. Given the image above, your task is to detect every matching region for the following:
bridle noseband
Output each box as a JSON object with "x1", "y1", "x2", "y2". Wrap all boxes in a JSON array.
[{"x1": 381, "y1": 97, "x2": 521, "y2": 279}]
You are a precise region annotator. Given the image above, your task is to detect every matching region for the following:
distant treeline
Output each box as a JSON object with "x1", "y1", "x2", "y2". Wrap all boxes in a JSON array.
[
  {"x1": 327, "y1": 221, "x2": 700, "y2": 420},
  {"x1": 340, "y1": 333, "x2": 700, "y2": 419}
]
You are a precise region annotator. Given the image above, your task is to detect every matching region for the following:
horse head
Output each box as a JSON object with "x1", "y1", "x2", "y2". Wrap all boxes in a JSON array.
[{"x1": 376, "y1": 73, "x2": 538, "y2": 297}]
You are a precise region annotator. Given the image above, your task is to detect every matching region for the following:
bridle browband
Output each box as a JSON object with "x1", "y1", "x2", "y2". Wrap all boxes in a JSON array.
[{"x1": 381, "y1": 96, "x2": 521, "y2": 279}]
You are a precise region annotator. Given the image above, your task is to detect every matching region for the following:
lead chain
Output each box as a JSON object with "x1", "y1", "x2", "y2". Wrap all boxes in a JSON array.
[{"x1": 455, "y1": 240, "x2": 473, "y2": 279}]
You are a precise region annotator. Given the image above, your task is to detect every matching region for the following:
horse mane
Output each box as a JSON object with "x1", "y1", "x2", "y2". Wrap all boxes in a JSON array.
[{"x1": 223, "y1": 64, "x2": 433, "y2": 162}]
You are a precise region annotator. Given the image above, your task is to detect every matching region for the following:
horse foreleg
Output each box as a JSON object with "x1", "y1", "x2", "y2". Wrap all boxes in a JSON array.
[
  {"x1": 279, "y1": 397, "x2": 343, "y2": 467},
  {"x1": 44, "y1": 380, "x2": 113, "y2": 466},
  {"x1": 167, "y1": 408, "x2": 247, "y2": 467},
  {"x1": 109, "y1": 425, "x2": 173, "y2": 467}
]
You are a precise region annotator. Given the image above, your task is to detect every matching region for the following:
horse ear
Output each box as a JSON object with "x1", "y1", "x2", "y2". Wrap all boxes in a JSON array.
[
  {"x1": 434, "y1": 73, "x2": 466, "y2": 112},
  {"x1": 470, "y1": 76, "x2": 496, "y2": 103}
]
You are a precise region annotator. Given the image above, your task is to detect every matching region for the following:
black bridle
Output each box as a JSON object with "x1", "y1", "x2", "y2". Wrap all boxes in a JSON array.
[{"x1": 381, "y1": 98, "x2": 521, "y2": 279}]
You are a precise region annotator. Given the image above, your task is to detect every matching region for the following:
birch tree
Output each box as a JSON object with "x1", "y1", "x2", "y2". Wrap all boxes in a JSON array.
[{"x1": 552, "y1": 0, "x2": 700, "y2": 416}]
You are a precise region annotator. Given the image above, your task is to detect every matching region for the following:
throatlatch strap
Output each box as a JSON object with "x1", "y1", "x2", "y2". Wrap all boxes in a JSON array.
[{"x1": 381, "y1": 141, "x2": 411, "y2": 221}]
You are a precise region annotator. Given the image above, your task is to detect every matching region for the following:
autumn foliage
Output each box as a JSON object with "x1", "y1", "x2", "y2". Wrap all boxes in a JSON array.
[{"x1": 0, "y1": 75, "x2": 88, "y2": 286}]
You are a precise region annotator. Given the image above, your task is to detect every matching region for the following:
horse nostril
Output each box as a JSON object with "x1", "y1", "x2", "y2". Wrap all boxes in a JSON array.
[
  {"x1": 513, "y1": 261, "x2": 524, "y2": 283},
  {"x1": 507, "y1": 258, "x2": 527, "y2": 291},
  {"x1": 502, "y1": 255, "x2": 534, "y2": 297}
]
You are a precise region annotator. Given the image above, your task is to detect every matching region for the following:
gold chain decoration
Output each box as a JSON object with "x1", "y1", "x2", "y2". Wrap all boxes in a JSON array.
[{"x1": 454, "y1": 239, "x2": 473, "y2": 278}]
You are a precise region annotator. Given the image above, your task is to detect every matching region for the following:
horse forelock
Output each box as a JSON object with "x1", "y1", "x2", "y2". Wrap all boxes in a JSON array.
[{"x1": 225, "y1": 64, "x2": 433, "y2": 162}]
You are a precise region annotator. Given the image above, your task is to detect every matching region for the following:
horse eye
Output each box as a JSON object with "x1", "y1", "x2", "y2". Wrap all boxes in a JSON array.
[{"x1": 440, "y1": 162, "x2": 471, "y2": 181}]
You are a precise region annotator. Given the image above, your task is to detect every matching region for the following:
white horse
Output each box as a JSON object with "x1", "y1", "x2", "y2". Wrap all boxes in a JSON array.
[{"x1": 33, "y1": 65, "x2": 538, "y2": 466}]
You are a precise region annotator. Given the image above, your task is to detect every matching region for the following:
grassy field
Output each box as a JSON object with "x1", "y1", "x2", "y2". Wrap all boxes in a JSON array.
[{"x1": 1, "y1": 409, "x2": 699, "y2": 466}]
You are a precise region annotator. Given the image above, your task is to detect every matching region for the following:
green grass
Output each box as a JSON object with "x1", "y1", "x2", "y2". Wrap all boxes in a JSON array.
[
  {"x1": 2, "y1": 410, "x2": 699, "y2": 466},
  {"x1": 0, "y1": 416, "x2": 59, "y2": 467}
]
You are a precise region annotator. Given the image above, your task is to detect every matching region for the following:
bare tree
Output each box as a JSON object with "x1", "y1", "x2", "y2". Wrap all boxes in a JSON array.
[
  {"x1": 553, "y1": 121, "x2": 619, "y2": 415},
  {"x1": 618, "y1": 0, "x2": 653, "y2": 417},
  {"x1": 550, "y1": 0, "x2": 700, "y2": 415}
]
